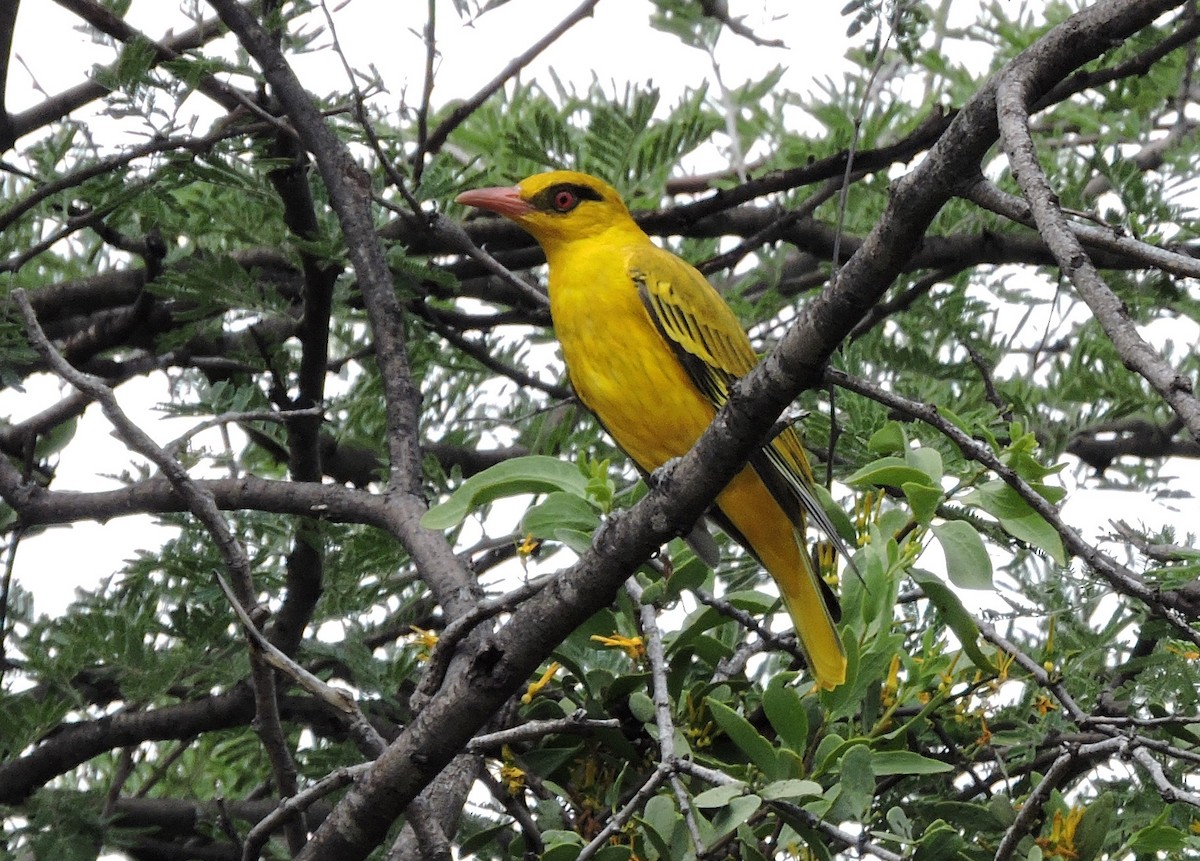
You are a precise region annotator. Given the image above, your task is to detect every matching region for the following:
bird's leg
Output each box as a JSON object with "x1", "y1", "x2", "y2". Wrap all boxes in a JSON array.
[{"x1": 646, "y1": 458, "x2": 721, "y2": 567}]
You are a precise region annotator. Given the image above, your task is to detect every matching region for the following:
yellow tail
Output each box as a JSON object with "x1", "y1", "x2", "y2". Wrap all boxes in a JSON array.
[
  {"x1": 717, "y1": 469, "x2": 847, "y2": 690},
  {"x1": 775, "y1": 534, "x2": 846, "y2": 690}
]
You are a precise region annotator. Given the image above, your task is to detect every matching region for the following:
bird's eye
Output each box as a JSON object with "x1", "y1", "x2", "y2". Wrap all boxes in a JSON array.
[{"x1": 552, "y1": 189, "x2": 578, "y2": 212}]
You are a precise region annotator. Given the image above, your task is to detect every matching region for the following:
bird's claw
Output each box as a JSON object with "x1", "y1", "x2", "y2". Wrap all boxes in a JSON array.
[{"x1": 648, "y1": 457, "x2": 683, "y2": 491}]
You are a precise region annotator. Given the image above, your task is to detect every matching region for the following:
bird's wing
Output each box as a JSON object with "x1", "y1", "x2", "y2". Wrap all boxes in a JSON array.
[
  {"x1": 630, "y1": 246, "x2": 757, "y2": 403},
  {"x1": 630, "y1": 246, "x2": 855, "y2": 567}
]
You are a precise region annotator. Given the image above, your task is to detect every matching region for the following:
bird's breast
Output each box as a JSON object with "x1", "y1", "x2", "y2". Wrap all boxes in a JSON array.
[{"x1": 547, "y1": 246, "x2": 715, "y2": 471}]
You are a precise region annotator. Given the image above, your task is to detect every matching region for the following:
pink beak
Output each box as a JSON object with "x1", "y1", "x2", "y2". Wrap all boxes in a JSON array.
[{"x1": 455, "y1": 185, "x2": 534, "y2": 218}]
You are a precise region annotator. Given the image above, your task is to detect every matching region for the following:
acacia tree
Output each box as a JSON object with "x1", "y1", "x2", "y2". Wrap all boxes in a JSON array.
[{"x1": 2, "y1": 1, "x2": 1199, "y2": 859}]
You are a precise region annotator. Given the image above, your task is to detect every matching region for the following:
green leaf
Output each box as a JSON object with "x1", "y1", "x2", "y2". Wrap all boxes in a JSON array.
[
  {"x1": 758, "y1": 778, "x2": 822, "y2": 801},
  {"x1": 906, "y1": 445, "x2": 943, "y2": 483},
  {"x1": 542, "y1": 835, "x2": 584, "y2": 861},
  {"x1": 628, "y1": 690, "x2": 656, "y2": 724},
  {"x1": 931, "y1": 520, "x2": 994, "y2": 589},
  {"x1": 552, "y1": 528, "x2": 596, "y2": 555},
  {"x1": 521, "y1": 491, "x2": 600, "y2": 538},
  {"x1": 692, "y1": 783, "x2": 745, "y2": 808},
  {"x1": 870, "y1": 749, "x2": 953, "y2": 775},
  {"x1": 921, "y1": 800, "x2": 1005, "y2": 831},
  {"x1": 706, "y1": 699, "x2": 781, "y2": 778},
  {"x1": 593, "y1": 845, "x2": 632, "y2": 861},
  {"x1": 639, "y1": 794, "x2": 678, "y2": 851},
  {"x1": 845, "y1": 456, "x2": 933, "y2": 490},
  {"x1": 912, "y1": 819, "x2": 972, "y2": 861},
  {"x1": 1074, "y1": 791, "x2": 1114, "y2": 861},
  {"x1": 661, "y1": 543, "x2": 709, "y2": 603},
  {"x1": 710, "y1": 794, "x2": 761, "y2": 838},
  {"x1": 963, "y1": 480, "x2": 1065, "y2": 565},
  {"x1": 908, "y1": 569, "x2": 997, "y2": 674},
  {"x1": 458, "y1": 821, "x2": 513, "y2": 856},
  {"x1": 867, "y1": 421, "x2": 906, "y2": 454},
  {"x1": 903, "y1": 481, "x2": 943, "y2": 525},
  {"x1": 826, "y1": 744, "x2": 873, "y2": 822},
  {"x1": 762, "y1": 677, "x2": 809, "y2": 753},
  {"x1": 421, "y1": 456, "x2": 588, "y2": 529},
  {"x1": 34, "y1": 417, "x2": 77, "y2": 459},
  {"x1": 1128, "y1": 822, "x2": 1187, "y2": 854}
]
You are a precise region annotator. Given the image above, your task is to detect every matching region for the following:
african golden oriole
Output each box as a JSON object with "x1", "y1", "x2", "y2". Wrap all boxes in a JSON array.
[{"x1": 457, "y1": 170, "x2": 848, "y2": 689}]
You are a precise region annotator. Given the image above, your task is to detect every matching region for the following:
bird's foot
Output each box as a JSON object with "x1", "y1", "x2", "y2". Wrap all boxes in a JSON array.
[{"x1": 647, "y1": 457, "x2": 683, "y2": 491}]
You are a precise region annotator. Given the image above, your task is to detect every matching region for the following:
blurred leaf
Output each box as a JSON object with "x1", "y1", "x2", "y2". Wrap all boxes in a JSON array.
[
  {"x1": 522, "y1": 491, "x2": 601, "y2": 538},
  {"x1": 963, "y1": 480, "x2": 1066, "y2": 565},
  {"x1": 931, "y1": 520, "x2": 994, "y2": 589},
  {"x1": 759, "y1": 778, "x2": 822, "y2": 801},
  {"x1": 421, "y1": 456, "x2": 589, "y2": 529},
  {"x1": 762, "y1": 676, "x2": 809, "y2": 753},
  {"x1": 826, "y1": 744, "x2": 873, "y2": 821},
  {"x1": 903, "y1": 481, "x2": 943, "y2": 525},
  {"x1": 710, "y1": 793, "x2": 761, "y2": 838},
  {"x1": 867, "y1": 421, "x2": 906, "y2": 454},
  {"x1": 1073, "y1": 792, "x2": 1114, "y2": 861},
  {"x1": 908, "y1": 569, "x2": 997, "y2": 674},
  {"x1": 707, "y1": 699, "x2": 781, "y2": 778},
  {"x1": 870, "y1": 749, "x2": 953, "y2": 775},
  {"x1": 845, "y1": 456, "x2": 934, "y2": 490},
  {"x1": 693, "y1": 783, "x2": 745, "y2": 808}
]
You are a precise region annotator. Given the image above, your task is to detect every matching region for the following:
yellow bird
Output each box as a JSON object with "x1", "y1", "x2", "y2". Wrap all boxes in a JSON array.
[{"x1": 457, "y1": 171, "x2": 848, "y2": 689}]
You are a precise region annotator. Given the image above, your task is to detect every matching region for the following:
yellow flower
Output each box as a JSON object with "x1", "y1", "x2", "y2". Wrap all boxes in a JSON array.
[
  {"x1": 881, "y1": 654, "x2": 902, "y2": 708},
  {"x1": 1035, "y1": 805, "x2": 1084, "y2": 858},
  {"x1": 409, "y1": 626, "x2": 438, "y2": 662},
  {"x1": 816, "y1": 540, "x2": 839, "y2": 585},
  {"x1": 521, "y1": 661, "x2": 561, "y2": 704},
  {"x1": 854, "y1": 491, "x2": 882, "y2": 545},
  {"x1": 683, "y1": 693, "x2": 716, "y2": 749},
  {"x1": 499, "y1": 745, "x2": 525, "y2": 795},
  {"x1": 1033, "y1": 695, "x2": 1058, "y2": 716},
  {"x1": 975, "y1": 714, "x2": 992, "y2": 748},
  {"x1": 590, "y1": 633, "x2": 645, "y2": 661},
  {"x1": 515, "y1": 533, "x2": 542, "y2": 568},
  {"x1": 1167, "y1": 644, "x2": 1200, "y2": 661},
  {"x1": 995, "y1": 650, "x2": 1015, "y2": 684}
]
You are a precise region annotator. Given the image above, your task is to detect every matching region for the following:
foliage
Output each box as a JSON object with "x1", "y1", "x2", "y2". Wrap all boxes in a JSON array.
[{"x1": 1, "y1": 1, "x2": 1199, "y2": 860}]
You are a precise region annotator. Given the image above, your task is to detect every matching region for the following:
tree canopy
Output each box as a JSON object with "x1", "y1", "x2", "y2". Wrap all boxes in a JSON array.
[{"x1": 2, "y1": 1, "x2": 1199, "y2": 860}]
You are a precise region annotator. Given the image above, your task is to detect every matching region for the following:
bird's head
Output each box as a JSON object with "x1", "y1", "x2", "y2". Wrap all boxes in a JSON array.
[{"x1": 455, "y1": 170, "x2": 641, "y2": 250}]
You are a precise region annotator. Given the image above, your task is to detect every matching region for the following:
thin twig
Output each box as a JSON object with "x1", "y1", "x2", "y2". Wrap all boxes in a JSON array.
[
  {"x1": 212, "y1": 572, "x2": 387, "y2": 757},
  {"x1": 629, "y1": 578, "x2": 707, "y2": 855},
  {"x1": 418, "y1": 0, "x2": 602, "y2": 159},
  {"x1": 243, "y1": 763, "x2": 372, "y2": 861},
  {"x1": 466, "y1": 712, "x2": 621, "y2": 752},
  {"x1": 165, "y1": 408, "x2": 324, "y2": 457},
  {"x1": 963, "y1": 178, "x2": 1200, "y2": 280},
  {"x1": 831, "y1": 7, "x2": 900, "y2": 281},
  {"x1": 13, "y1": 288, "x2": 306, "y2": 852},
  {"x1": 1129, "y1": 745, "x2": 1200, "y2": 809},
  {"x1": 575, "y1": 764, "x2": 672, "y2": 861},
  {"x1": 412, "y1": 0, "x2": 438, "y2": 184}
]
